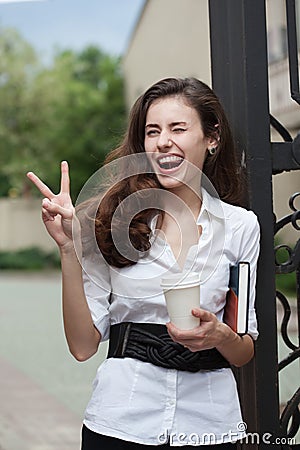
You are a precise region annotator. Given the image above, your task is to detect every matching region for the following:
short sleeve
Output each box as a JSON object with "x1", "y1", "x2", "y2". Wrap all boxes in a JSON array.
[
  {"x1": 237, "y1": 211, "x2": 261, "y2": 340},
  {"x1": 82, "y1": 251, "x2": 112, "y2": 342}
]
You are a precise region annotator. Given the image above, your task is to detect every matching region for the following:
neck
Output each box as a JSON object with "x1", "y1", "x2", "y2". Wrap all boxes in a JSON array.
[
  {"x1": 164, "y1": 186, "x2": 202, "y2": 219},
  {"x1": 166, "y1": 180, "x2": 202, "y2": 220}
]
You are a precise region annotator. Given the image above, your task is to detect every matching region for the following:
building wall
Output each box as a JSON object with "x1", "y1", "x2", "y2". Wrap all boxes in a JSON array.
[
  {"x1": 266, "y1": 0, "x2": 300, "y2": 243},
  {"x1": 123, "y1": 0, "x2": 211, "y2": 108},
  {"x1": 0, "y1": 198, "x2": 55, "y2": 252}
]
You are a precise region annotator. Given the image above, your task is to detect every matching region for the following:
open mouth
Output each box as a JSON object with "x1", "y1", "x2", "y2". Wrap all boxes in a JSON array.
[{"x1": 157, "y1": 155, "x2": 184, "y2": 170}]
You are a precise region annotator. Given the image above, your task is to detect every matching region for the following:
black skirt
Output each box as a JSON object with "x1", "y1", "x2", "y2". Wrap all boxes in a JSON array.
[{"x1": 81, "y1": 425, "x2": 238, "y2": 449}]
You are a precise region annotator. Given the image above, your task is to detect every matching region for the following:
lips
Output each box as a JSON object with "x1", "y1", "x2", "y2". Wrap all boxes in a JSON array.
[{"x1": 156, "y1": 154, "x2": 184, "y2": 171}]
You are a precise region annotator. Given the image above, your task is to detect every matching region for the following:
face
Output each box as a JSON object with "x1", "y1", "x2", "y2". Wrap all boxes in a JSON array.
[{"x1": 144, "y1": 96, "x2": 216, "y2": 193}]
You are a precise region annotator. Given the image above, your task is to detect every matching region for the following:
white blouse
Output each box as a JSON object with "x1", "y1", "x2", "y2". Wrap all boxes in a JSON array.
[{"x1": 82, "y1": 189, "x2": 260, "y2": 446}]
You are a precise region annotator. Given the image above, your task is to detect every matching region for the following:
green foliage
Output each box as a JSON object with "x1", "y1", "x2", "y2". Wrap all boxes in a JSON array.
[
  {"x1": 0, "y1": 247, "x2": 60, "y2": 270},
  {"x1": 276, "y1": 272, "x2": 296, "y2": 297},
  {"x1": 0, "y1": 27, "x2": 126, "y2": 200},
  {"x1": 0, "y1": 27, "x2": 40, "y2": 196}
]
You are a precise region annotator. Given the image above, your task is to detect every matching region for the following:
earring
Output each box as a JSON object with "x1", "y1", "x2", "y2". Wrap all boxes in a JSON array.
[{"x1": 208, "y1": 147, "x2": 217, "y2": 155}]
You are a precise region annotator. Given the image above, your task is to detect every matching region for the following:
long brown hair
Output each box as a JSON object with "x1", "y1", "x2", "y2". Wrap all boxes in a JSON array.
[{"x1": 94, "y1": 77, "x2": 244, "y2": 268}]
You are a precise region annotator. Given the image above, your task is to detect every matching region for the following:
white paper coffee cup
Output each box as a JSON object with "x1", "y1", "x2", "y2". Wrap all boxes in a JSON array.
[{"x1": 160, "y1": 272, "x2": 200, "y2": 330}]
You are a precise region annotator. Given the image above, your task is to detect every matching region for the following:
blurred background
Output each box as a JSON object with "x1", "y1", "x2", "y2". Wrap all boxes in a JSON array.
[{"x1": 0, "y1": 1, "x2": 299, "y2": 449}]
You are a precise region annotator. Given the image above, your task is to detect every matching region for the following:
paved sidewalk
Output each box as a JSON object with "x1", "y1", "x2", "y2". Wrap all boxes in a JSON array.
[
  {"x1": 0, "y1": 357, "x2": 82, "y2": 450},
  {"x1": 0, "y1": 272, "x2": 105, "y2": 450}
]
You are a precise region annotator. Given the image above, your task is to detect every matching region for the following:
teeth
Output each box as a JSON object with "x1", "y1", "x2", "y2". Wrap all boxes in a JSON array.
[
  {"x1": 157, "y1": 155, "x2": 184, "y2": 170},
  {"x1": 158, "y1": 155, "x2": 183, "y2": 164}
]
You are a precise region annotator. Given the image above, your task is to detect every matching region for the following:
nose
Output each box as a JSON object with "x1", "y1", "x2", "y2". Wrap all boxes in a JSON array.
[{"x1": 157, "y1": 131, "x2": 172, "y2": 150}]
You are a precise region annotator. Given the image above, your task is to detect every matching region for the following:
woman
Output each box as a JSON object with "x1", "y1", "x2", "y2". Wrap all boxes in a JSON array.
[{"x1": 27, "y1": 77, "x2": 260, "y2": 448}]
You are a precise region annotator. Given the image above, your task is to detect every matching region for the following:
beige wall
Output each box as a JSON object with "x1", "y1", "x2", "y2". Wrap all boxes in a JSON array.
[
  {"x1": 266, "y1": 0, "x2": 300, "y2": 130},
  {"x1": 123, "y1": 0, "x2": 211, "y2": 108},
  {"x1": 0, "y1": 198, "x2": 56, "y2": 252}
]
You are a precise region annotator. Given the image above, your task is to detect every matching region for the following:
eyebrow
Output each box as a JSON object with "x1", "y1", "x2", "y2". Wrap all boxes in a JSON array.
[{"x1": 145, "y1": 121, "x2": 188, "y2": 128}]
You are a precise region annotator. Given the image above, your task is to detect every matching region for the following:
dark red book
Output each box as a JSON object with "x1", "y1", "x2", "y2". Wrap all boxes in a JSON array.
[{"x1": 223, "y1": 262, "x2": 250, "y2": 335}]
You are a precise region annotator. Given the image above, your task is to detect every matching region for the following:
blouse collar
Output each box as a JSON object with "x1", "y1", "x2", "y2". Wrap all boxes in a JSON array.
[
  {"x1": 149, "y1": 188, "x2": 224, "y2": 231},
  {"x1": 197, "y1": 188, "x2": 225, "y2": 223}
]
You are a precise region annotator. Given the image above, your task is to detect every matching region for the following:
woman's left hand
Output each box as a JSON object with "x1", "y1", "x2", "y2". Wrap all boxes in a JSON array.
[{"x1": 166, "y1": 308, "x2": 227, "y2": 352}]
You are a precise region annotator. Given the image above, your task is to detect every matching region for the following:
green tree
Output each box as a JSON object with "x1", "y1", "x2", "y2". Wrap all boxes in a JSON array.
[
  {"x1": 0, "y1": 27, "x2": 41, "y2": 196},
  {"x1": 0, "y1": 27, "x2": 126, "y2": 200},
  {"x1": 43, "y1": 46, "x2": 126, "y2": 200}
]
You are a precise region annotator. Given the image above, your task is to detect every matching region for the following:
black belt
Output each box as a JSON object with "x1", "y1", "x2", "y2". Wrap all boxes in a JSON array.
[{"x1": 107, "y1": 322, "x2": 230, "y2": 372}]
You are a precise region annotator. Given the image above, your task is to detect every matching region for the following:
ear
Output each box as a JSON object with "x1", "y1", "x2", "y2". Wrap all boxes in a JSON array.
[
  {"x1": 207, "y1": 135, "x2": 219, "y2": 150},
  {"x1": 208, "y1": 122, "x2": 221, "y2": 147}
]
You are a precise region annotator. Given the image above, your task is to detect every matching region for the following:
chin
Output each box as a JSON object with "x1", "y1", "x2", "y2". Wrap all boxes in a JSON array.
[{"x1": 156, "y1": 174, "x2": 184, "y2": 190}]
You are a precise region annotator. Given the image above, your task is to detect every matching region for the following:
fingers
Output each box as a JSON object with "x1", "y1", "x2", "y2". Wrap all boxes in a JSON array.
[
  {"x1": 27, "y1": 161, "x2": 70, "y2": 198},
  {"x1": 167, "y1": 322, "x2": 207, "y2": 341},
  {"x1": 192, "y1": 308, "x2": 213, "y2": 322},
  {"x1": 42, "y1": 198, "x2": 74, "y2": 220},
  {"x1": 27, "y1": 172, "x2": 55, "y2": 200},
  {"x1": 42, "y1": 204, "x2": 55, "y2": 222},
  {"x1": 60, "y1": 161, "x2": 70, "y2": 194}
]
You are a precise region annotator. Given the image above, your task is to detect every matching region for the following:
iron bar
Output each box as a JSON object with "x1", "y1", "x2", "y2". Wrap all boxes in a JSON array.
[
  {"x1": 286, "y1": 0, "x2": 300, "y2": 104},
  {"x1": 276, "y1": 290, "x2": 297, "y2": 351},
  {"x1": 209, "y1": 1, "x2": 280, "y2": 447},
  {"x1": 280, "y1": 387, "x2": 300, "y2": 440},
  {"x1": 278, "y1": 348, "x2": 300, "y2": 370},
  {"x1": 272, "y1": 142, "x2": 300, "y2": 173},
  {"x1": 275, "y1": 192, "x2": 300, "y2": 447},
  {"x1": 209, "y1": 1, "x2": 300, "y2": 447},
  {"x1": 270, "y1": 114, "x2": 293, "y2": 142},
  {"x1": 297, "y1": 268, "x2": 300, "y2": 349}
]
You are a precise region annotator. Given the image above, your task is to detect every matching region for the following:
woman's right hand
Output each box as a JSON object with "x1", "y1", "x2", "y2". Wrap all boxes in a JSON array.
[{"x1": 27, "y1": 161, "x2": 78, "y2": 251}]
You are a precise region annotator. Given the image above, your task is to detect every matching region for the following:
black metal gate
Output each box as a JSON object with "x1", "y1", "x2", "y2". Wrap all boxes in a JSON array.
[{"x1": 209, "y1": 1, "x2": 300, "y2": 448}]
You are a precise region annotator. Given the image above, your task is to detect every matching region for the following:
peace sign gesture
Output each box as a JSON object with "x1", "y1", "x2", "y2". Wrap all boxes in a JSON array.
[{"x1": 27, "y1": 161, "x2": 78, "y2": 250}]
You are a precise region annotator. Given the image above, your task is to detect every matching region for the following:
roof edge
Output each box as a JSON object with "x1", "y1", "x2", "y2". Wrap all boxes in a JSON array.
[{"x1": 122, "y1": 0, "x2": 147, "y2": 59}]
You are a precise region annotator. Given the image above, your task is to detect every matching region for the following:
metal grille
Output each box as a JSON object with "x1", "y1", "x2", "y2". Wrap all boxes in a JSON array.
[{"x1": 209, "y1": 1, "x2": 300, "y2": 448}]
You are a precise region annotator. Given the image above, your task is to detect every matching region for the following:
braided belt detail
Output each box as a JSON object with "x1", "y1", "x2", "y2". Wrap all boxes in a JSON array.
[{"x1": 107, "y1": 322, "x2": 230, "y2": 372}]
